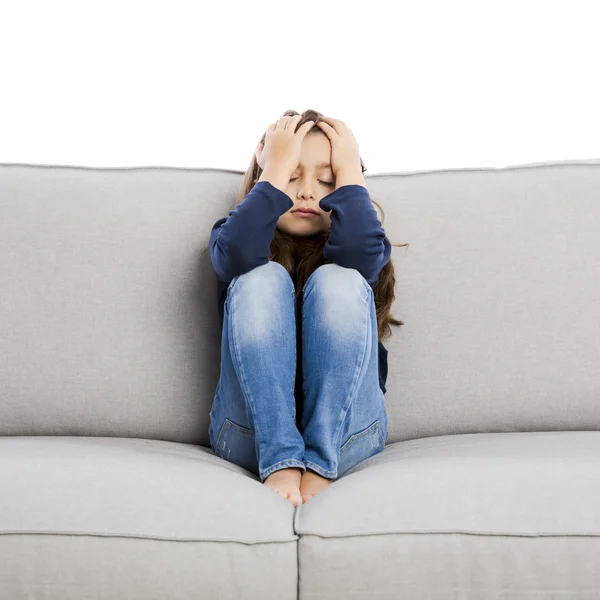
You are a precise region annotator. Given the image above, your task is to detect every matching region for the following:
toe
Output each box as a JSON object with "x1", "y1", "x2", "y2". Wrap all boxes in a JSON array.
[{"x1": 288, "y1": 492, "x2": 302, "y2": 508}]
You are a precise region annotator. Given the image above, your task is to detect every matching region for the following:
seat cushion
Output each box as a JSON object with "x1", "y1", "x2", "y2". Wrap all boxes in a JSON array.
[
  {"x1": 0, "y1": 436, "x2": 298, "y2": 599},
  {"x1": 295, "y1": 431, "x2": 600, "y2": 599}
]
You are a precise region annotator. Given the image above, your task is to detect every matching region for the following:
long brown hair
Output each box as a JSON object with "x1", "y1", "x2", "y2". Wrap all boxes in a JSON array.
[{"x1": 201, "y1": 109, "x2": 408, "y2": 341}]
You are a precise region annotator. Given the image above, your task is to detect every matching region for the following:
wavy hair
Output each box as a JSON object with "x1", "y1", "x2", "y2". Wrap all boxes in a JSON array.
[{"x1": 201, "y1": 109, "x2": 408, "y2": 341}]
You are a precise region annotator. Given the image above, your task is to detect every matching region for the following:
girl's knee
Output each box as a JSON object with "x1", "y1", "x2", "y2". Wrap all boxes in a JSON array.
[
  {"x1": 229, "y1": 261, "x2": 294, "y2": 306},
  {"x1": 305, "y1": 263, "x2": 369, "y2": 297},
  {"x1": 255, "y1": 260, "x2": 290, "y2": 278}
]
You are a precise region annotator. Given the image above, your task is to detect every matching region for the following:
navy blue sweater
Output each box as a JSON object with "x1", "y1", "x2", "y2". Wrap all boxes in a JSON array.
[{"x1": 208, "y1": 180, "x2": 391, "y2": 418}]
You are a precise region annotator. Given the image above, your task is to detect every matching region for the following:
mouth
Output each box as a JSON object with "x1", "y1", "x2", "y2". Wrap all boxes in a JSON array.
[{"x1": 292, "y1": 208, "x2": 319, "y2": 215}]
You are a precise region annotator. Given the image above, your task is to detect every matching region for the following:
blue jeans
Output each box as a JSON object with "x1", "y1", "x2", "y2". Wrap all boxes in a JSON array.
[{"x1": 208, "y1": 260, "x2": 388, "y2": 482}]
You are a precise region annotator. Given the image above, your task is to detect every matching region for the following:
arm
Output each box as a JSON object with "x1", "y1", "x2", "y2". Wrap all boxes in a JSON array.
[
  {"x1": 319, "y1": 172, "x2": 391, "y2": 289},
  {"x1": 209, "y1": 173, "x2": 293, "y2": 282}
]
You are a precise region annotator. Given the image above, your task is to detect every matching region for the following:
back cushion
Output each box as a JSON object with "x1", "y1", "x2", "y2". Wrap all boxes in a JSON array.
[
  {"x1": 0, "y1": 165, "x2": 226, "y2": 444},
  {"x1": 0, "y1": 160, "x2": 599, "y2": 446},
  {"x1": 382, "y1": 159, "x2": 600, "y2": 441}
]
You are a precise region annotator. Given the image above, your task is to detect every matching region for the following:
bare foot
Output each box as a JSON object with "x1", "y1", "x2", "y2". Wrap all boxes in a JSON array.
[
  {"x1": 300, "y1": 468, "x2": 334, "y2": 503},
  {"x1": 263, "y1": 467, "x2": 303, "y2": 507}
]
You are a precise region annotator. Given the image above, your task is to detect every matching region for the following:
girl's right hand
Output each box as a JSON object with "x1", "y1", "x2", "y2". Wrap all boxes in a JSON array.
[{"x1": 255, "y1": 115, "x2": 315, "y2": 175}]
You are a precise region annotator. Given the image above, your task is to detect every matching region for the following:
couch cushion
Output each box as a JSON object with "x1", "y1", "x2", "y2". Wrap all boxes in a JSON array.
[
  {"x1": 295, "y1": 430, "x2": 600, "y2": 598},
  {"x1": 0, "y1": 164, "x2": 230, "y2": 444},
  {"x1": 378, "y1": 160, "x2": 600, "y2": 442},
  {"x1": 0, "y1": 436, "x2": 298, "y2": 599}
]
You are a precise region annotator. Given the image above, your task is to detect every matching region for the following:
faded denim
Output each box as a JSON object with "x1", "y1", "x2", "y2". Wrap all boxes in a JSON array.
[{"x1": 209, "y1": 260, "x2": 388, "y2": 482}]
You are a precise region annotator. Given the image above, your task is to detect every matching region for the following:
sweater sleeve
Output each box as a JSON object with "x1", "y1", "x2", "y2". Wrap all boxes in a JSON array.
[
  {"x1": 208, "y1": 181, "x2": 293, "y2": 282},
  {"x1": 319, "y1": 184, "x2": 392, "y2": 289}
]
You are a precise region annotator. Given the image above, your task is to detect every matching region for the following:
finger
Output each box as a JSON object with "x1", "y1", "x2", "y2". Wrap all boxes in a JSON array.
[
  {"x1": 285, "y1": 115, "x2": 302, "y2": 130},
  {"x1": 321, "y1": 118, "x2": 339, "y2": 134},
  {"x1": 316, "y1": 121, "x2": 336, "y2": 137},
  {"x1": 276, "y1": 116, "x2": 295, "y2": 130},
  {"x1": 299, "y1": 120, "x2": 315, "y2": 135},
  {"x1": 321, "y1": 117, "x2": 345, "y2": 133}
]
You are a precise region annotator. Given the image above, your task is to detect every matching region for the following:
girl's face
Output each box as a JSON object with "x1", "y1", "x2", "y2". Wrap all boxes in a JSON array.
[{"x1": 276, "y1": 131, "x2": 334, "y2": 236}]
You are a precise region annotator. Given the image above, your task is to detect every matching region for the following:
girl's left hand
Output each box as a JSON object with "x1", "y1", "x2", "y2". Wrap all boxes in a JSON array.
[{"x1": 315, "y1": 117, "x2": 362, "y2": 177}]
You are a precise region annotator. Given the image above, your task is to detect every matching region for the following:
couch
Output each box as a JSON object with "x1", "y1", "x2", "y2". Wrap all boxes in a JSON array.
[{"x1": 1, "y1": 158, "x2": 599, "y2": 599}]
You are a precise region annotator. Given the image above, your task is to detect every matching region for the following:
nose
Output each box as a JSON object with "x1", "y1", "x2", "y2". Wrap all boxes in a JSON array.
[{"x1": 297, "y1": 182, "x2": 316, "y2": 199}]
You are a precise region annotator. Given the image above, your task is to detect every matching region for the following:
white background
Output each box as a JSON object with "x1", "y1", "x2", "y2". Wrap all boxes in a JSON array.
[{"x1": 1, "y1": 0, "x2": 598, "y2": 173}]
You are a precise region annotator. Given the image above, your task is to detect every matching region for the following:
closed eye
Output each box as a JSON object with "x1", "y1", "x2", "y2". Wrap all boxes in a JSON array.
[{"x1": 289, "y1": 177, "x2": 333, "y2": 187}]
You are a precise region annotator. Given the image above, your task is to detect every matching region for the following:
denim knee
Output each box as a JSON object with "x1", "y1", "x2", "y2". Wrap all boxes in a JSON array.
[
  {"x1": 303, "y1": 263, "x2": 370, "y2": 299},
  {"x1": 225, "y1": 261, "x2": 296, "y2": 339},
  {"x1": 229, "y1": 261, "x2": 293, "y2": 298},
  {"x1": 302, "y1": 265, "x2": 372, "y2": 335},
  {"x1": 233, "y1": 260, "x2": 288, "y2": 281}
]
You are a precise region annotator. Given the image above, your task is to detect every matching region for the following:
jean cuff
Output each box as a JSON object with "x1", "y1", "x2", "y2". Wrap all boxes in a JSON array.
[
  {"x1": 304, "y1": 460, "x2": 337, "y2": 480},
  {"x1": 260, "y1": 459, "x2": 306, "y2": 482}
]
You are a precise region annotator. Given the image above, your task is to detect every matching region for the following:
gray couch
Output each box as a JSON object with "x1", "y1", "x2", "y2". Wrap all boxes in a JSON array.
[{"x1": 1, "y1": 159, "x2": 599, "y2": 599}]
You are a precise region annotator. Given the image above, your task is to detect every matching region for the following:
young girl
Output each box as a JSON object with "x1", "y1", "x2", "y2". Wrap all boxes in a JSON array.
[{"x1": 202, "y1": 110, "x2": 405, "y2": 507}]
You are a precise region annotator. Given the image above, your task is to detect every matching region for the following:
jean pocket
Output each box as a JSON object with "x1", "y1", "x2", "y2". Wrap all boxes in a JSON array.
[
  {"x1": 214, "y1": 418, "x2": 259, "y2": 476},
  {"x1": 338, "y1": 419, "x2": 386, "y2": 478}
]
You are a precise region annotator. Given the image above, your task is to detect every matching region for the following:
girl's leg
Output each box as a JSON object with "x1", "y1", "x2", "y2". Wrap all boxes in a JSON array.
[
  {"x1": 209, "y1": 261, "x2": 306, "y2": 482},
  {"x1": 300, "y1": 264, "x2": 388, "y2": 480}
]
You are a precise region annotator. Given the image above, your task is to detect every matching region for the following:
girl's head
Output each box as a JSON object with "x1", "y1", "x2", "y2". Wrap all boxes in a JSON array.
[{"x1": 252, "y1": 110, "x2": 367, "y2": 238}]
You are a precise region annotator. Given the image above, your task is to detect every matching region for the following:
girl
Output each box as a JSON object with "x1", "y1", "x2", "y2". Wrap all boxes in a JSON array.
[{"x1": 201, "y1": 110, "x2": 405, "y2": 507}]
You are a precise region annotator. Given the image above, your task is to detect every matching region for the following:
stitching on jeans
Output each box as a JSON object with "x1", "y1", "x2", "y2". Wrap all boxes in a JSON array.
[
  {"x1": 222, "y1": 418, "x2": 253, "y2": 437},
  {"x1": 215, "y1": 419, "x2": 252, "y2": 460},
  {"x1": 228, "y1": 293, "x2": 265, "y2": 452},
  {"x1": 340, "y1": 420, "x2": 382, "y2": 454},
  {"x1": 305, "y1": 461, "x2": 336, "y2": 478},
  {"x1": 333, "y1": 285, "x2": 371, "y2": 453},
  {"x1": 263, "y1": 460, "x2": 305, "y2": 480}
]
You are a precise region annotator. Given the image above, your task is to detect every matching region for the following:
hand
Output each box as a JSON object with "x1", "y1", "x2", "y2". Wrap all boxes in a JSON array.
[
  {"x1": 255, "y1": 115, "x2": 315, "y2": 174},
  {"x1": 314, "y1": 117, "x2": 362, "y2": 177}
]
